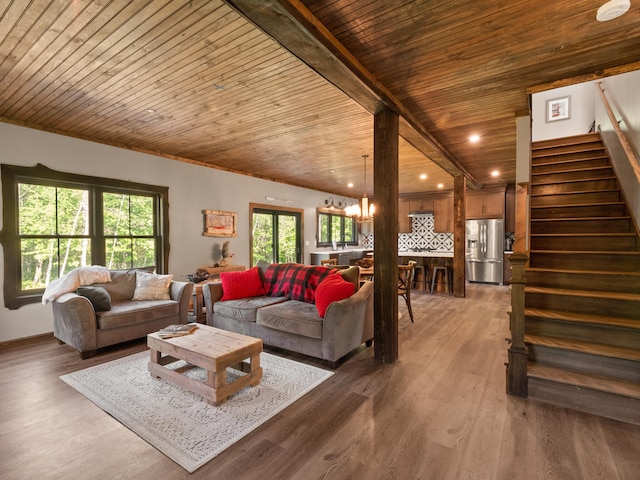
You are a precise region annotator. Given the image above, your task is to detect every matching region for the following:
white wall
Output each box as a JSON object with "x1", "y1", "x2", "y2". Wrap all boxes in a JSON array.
[
  {"x1": 532, "y1": 82, "x2": 596, "y2": 142},
  {"x1": 0, "y1": 123, "x2": 354, "y2": 342},
  {"x1": 596, "y1": 71, "x2": 640, "y2": 160},
  {"x1": 595, "y1": 71, "x2": 640, "y2": 226}
]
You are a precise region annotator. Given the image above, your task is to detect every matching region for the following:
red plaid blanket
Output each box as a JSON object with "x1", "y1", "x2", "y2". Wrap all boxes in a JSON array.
[{"x1": 263, "y1": 263, "x2": 337, "y2": 304}]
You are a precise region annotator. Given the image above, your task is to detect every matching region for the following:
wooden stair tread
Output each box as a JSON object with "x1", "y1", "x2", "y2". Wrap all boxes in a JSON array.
[
  {"x1": 526, "y1": 267, "x2": 640, "y2": 278},
  {"x1": 531, "y1": 201, "x2": 625, "y2": 209},
  {"x1": 530, "y1": 188, "x2": 620, "y2": 197},
  {"x1": 532, "y1": 146, "x2": 605, "y2": 155},
  {"x1": 527, "y1": 362, "x2": 640, "y2": 399},
  {"x1": 532, "y1": 155, "x2": 609, "y2": 165},
  {"x1": 532, "y1": 176, "x2": 617, "y2": 186},
  {"x1": 530, "y1": 249, "x2": 640, "y2": 256},
  {"x1": 530, "y1": 232, "x2": 636, "y2": 237},
  {"x1": 532, "y1": 132, "x2": 600, "y2": 145},
  {"x1": 531, "y1": 216, "x2": 631, "y2": 222},
  {"x1": 531, "y1": 165, "x2": 612, "y2": 172},
  {"x1": 532, "y1": 169, "x2": 613, "y2": 177},
  {"x1": 525, "y1": 333, "x2": 640, "y2": 361},
  {"x1": 523, "y1": 307, "x2": 640, "y2": 330},
  {"x1": 525, "y1": 285, "x2": 640, "y2": 302}
]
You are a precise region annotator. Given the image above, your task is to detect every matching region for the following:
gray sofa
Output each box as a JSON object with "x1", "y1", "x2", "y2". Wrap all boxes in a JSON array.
[
  {"x1": 52, "y1": 268, "x2": 193, "y2": 359},
  {"x1": 202, "y1": 264, "x2": 373, "y2": 367}
]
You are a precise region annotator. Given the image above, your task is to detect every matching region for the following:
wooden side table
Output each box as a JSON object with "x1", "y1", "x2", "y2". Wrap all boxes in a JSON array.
[{"x1": 189, "y1": 265, "x2": 245, "y2": 323}]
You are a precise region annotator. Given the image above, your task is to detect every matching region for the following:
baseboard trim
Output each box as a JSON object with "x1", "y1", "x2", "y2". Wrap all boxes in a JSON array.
[{"x1": 0, "y1": 332, "x2": 55, "y2": 352}]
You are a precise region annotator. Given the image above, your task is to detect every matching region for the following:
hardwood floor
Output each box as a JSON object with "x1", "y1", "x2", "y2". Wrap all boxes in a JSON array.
[{"x1": 1, "y1": 284, "x2": 638, "y2": 479}]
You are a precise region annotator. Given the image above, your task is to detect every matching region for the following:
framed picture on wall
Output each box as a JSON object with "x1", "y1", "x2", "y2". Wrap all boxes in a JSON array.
[
  {"x1": 203, "y1": 209, "x2": 237, "y2": 237},
  {"x1": 546, "y1": 96, "x2": 571, "y2": 122}
]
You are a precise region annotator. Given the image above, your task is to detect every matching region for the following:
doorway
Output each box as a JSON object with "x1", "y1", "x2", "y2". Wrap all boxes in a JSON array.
[{"x1": 250, "y1": 204, "x2": 303, "y2": 266}]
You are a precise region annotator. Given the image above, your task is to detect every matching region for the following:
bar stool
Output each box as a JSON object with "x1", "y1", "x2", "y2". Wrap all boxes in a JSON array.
[
  {"x1": 430, "y1": 258, "x2": 452, "y2": 295},
  {"x1": 408, "y1": 260, "x2": 428, "y2": 292}
]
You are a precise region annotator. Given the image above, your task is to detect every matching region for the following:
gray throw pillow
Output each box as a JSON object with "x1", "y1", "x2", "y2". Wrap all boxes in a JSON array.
[{"x1": 76, "y1": 286, "x2": 112, "y2": 311}]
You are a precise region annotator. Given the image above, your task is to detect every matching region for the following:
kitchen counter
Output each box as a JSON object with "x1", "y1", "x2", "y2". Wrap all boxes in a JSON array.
[
  {"x1": 309, "y1": 248, "x2": 369, "y2": 255},
  {"x1": 399, "y1": 251, "x2": 453, "y2": 258}
]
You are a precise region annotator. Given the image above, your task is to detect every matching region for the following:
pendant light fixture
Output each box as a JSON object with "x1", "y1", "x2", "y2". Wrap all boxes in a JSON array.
[{"x1": 346, "y1": 154, "x2": 375, "y2": 222}]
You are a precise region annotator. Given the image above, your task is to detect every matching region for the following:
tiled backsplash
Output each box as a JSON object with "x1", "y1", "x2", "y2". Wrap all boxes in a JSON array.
[{"x1": 361, "y1": 213, "x2": 454, "y2": 251}]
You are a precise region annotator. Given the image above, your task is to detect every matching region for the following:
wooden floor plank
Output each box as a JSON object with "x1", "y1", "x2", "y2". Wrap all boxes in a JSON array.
[{"x1": 1, "y1": 284, "x2": 639, "y2": 479}]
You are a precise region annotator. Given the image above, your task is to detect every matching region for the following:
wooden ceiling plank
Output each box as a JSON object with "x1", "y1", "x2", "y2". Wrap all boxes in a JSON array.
[
  {"x1": 63, "y1": 20, "x2": 267, "y2": 132},
  {"x1": 0, "y1": 0, "x2": 52, "y2": 74},
  {"x1": 225, "y1": 0, "x2": 478, "y2": 188},
  {"x1": 28, "y1": 1, "x2": 231, "y2": 128},
  {"x1": 7, "y1": 0, "x2": 180, "y2": 121},
  {"x1": 1, "y1": 0, "x2": 132, "y2": 116}
]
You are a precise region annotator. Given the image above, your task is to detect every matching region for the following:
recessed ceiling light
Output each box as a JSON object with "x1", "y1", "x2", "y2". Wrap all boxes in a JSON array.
[
  {"x1": 491, "y1": 170, "x2": 500, "y2": 177},
  {"x1": 597, "y1": 0, "x2": 630, "y2": 21},
  {"x1": 146, "y1": 108, "x2": 156, "y2": 114},
  {"x1": 347, "y1": 182, "x2": 354, "y2": 188},
  {"x1": 437, "y1": 183, "x2": 444, "y2": 189},
  {"x1": 420, "y1": 174, "x2": 427, "y2": 180},
  {"x1": 469, "y1": 134, "x2": 480, "y2": 143}
]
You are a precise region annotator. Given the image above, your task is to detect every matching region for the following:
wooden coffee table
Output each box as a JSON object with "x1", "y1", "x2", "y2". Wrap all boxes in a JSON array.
[{"x1": 147, "y1": 324, "x2": 263, "y2": 406}]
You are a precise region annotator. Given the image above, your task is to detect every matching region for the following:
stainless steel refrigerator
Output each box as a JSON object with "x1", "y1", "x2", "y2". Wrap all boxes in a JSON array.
[{"x1": 465, "y1": 219, "x2": 504, "y2": 284}]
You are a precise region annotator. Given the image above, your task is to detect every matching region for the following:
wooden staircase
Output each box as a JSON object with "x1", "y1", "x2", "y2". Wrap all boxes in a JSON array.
[{"x1": 525, "y1": 132, "x2": 640, "y2": 424}]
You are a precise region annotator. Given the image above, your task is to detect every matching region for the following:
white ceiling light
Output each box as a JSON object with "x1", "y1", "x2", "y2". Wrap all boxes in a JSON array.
[{"x1": 596, "y1": 0, "x2": 630, "y2": 21}]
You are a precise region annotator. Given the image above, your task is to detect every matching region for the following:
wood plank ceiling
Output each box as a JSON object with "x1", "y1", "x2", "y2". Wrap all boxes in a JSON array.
[{"x1": 0, "y1": 0, "x2": 639, "y2": 199}]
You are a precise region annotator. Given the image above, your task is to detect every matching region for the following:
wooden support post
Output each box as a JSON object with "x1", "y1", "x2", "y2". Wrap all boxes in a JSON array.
[
  {"x1": 506, "y1": 252, "x2": 529, "y2": 397},
  {"x1": 373, "y1": 106, "x2": 399, "y2": 364},
  {"x1": 453, "y1": 176, "x2": 466, "y2": 297}
]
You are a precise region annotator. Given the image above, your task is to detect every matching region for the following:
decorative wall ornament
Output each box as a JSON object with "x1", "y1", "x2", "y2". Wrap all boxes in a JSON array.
[
  {"x1": 546, "y1": 96, "x2": 571, "y2": 122},
  {"x1": 203, "y1": 209, "x2": 237, "y2": 237}
]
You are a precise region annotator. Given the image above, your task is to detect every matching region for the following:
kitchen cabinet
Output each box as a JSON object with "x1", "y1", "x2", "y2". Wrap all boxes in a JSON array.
[
  {"x1": 409, "y1": 195, "x2": 433, "y2": 213},
  {"x1": 433, "y1": 196, "x2": 454, "y2": 232},
  {"x1": 398, "y1": 197, "x2": 412, "y2": 233},
  {"x1": 466, "y1": 189, "x2": 505, "y2": 219}
]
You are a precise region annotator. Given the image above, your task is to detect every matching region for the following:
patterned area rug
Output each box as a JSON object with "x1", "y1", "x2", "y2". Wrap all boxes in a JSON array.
[{"x1": 60, "y1": 351, "x2": 334, "y2": 472}]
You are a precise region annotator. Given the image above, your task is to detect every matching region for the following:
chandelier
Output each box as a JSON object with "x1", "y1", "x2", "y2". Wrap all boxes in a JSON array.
[{"x1": 346, "y1": 154, "x2": 374, "y2": 222}]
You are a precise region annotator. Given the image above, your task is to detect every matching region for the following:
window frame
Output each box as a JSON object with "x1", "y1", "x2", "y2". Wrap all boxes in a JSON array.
[
  {"x1": 316, "y1": 207, "x2": 358, "y2": 248},
  {"x1": 0, "y1": 163, "x2": 169, "y2": 309}
]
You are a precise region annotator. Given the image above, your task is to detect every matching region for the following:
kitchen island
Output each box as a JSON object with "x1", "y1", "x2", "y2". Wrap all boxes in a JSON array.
[
  {"x1": 399, "y1": 250, "x2": 454, "y2": 294},
  {"x1": 309, "y1": 249, "x2": 372, "y2": 266}
]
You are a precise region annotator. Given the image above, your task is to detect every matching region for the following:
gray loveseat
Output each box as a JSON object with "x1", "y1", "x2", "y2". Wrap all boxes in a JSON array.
[
  {"x1": 52, "y1": 268, "x2": 193, "y2": 359},
  {"x1": 202, "y1": 263, "x2": 373, "y2": 367}
]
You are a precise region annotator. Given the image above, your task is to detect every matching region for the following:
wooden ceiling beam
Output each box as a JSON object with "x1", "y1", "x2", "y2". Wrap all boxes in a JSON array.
[{"x1": 225, "y1": 0, "x2": 482, "y2": 189}]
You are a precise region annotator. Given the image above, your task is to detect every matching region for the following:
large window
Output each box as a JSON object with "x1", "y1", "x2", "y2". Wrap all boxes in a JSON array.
[
  {"x1": 317, "y1": 208, "x2": 357, "y2": 248},
  {"x1": 250, "y1": 204, "x2": 302, "y2": 266},
  {"x1": 1, "y1": 164, "x2": 169, "y2": 309}
]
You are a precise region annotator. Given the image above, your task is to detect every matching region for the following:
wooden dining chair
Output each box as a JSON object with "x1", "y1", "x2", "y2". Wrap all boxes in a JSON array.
[
  {"x1": 359, "y1": 265, "x2": 374, "y2": 284},
  {"x1": 398, "y1": 264, "x2": 414, "y2": 322},
  {"x1": 320, "y1": 258, "x2": 337, "y2": 266}
]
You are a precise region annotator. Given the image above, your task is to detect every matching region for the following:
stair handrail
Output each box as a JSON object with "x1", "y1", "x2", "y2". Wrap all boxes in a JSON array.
[{"x1": 596, "y1": 81, "x2": 640, "y2": 184}]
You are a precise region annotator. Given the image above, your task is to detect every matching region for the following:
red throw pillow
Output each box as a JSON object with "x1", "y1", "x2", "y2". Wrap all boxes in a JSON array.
[
  {"x1": 315, "y1": 274, "x2": 355, "y2": 318},
  {"x1": 220, "y1": 267, "x2": 266, "y2": 301}
]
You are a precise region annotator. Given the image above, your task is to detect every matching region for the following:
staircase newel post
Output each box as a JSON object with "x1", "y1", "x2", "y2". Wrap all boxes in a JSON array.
[{"x1": 506, "y1": 252, "x2": 529, "y2": 397}]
